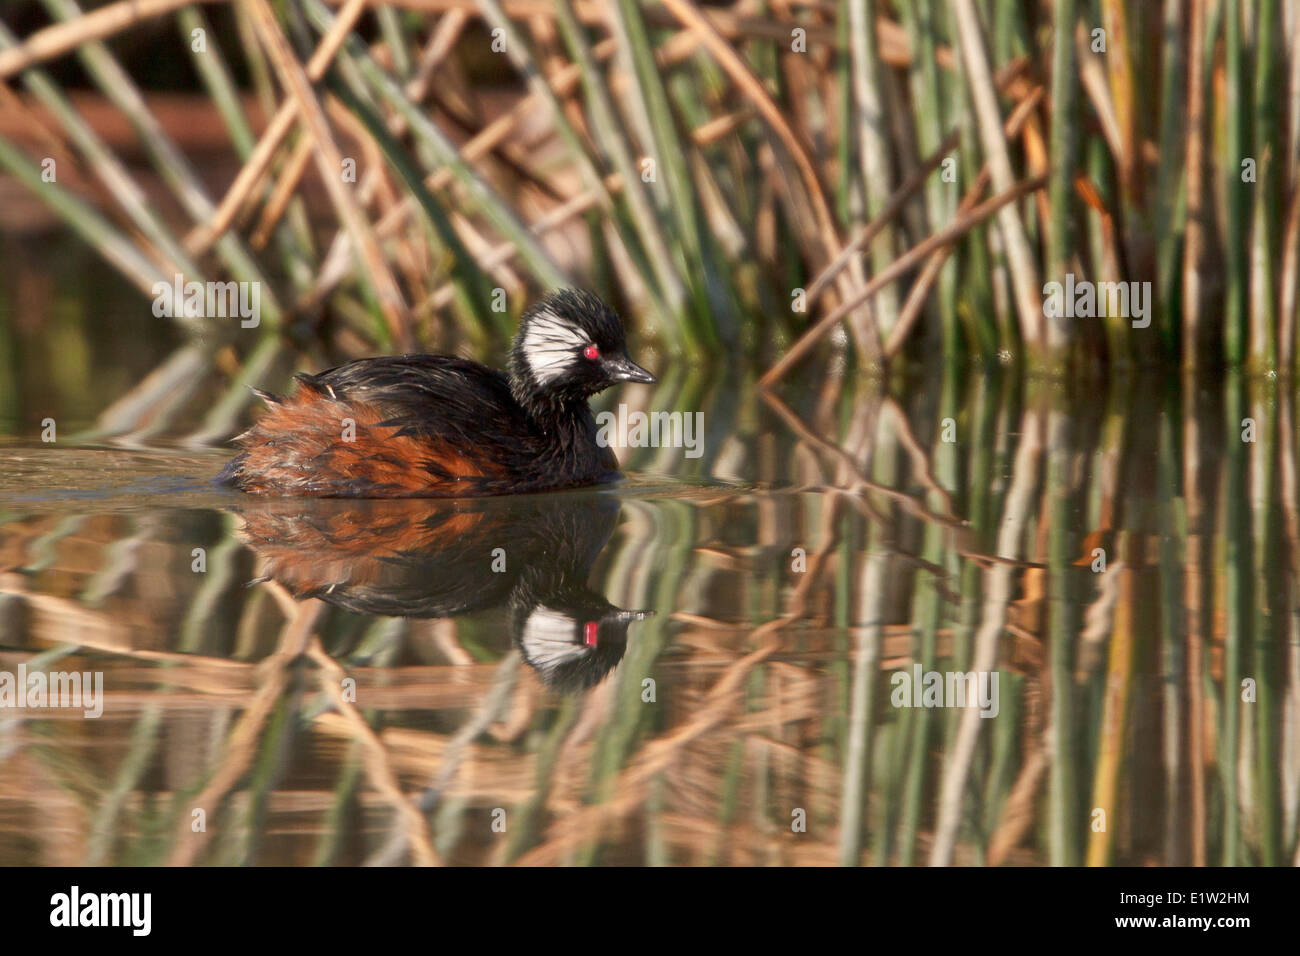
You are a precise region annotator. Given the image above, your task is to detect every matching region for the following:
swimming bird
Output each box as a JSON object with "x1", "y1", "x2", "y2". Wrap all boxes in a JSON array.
[{"x1": 218, "y1": 289, "x2": 656, "y2": 497}]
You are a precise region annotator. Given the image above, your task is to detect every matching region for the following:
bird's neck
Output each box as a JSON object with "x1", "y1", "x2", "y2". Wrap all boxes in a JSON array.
[
  {"x1": 515, "y1": 383, "x2": 613, "y2": 479},
  {"x1": 520, "y1": 389, "x2": 595, "y2": 442}
]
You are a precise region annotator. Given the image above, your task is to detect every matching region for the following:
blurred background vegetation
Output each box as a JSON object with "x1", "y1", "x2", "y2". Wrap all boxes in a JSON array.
[{"x1": 0, "y1": 0, "x2": 1296, "y2": 444}]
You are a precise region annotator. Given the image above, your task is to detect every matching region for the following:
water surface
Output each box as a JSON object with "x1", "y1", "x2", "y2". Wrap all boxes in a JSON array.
[{"x1": 2, "y1": 363, "x2": 1296, "y2": 866}]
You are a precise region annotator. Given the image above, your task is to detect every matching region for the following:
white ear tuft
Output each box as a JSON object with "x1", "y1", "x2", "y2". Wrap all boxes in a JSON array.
[{"x1": 522, "y1": 309, "x2": 587, "y2": 383}]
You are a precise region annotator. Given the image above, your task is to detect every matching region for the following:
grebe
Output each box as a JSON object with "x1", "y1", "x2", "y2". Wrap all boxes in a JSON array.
[{"x1": 218, "y1": 289, "x2": 656, "y2": 497}]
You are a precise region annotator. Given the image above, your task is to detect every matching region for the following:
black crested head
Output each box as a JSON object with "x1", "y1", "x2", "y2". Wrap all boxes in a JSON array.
[
  {"x1": 510, "y1": 585, "x2": 654, "y2": 692},
  {"x1": 508, "y1": 288, "x2": 656, "y2": 411}
]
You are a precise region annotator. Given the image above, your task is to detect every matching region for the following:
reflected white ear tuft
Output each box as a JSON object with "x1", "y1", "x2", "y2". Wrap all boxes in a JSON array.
[{"x1": 521, "y1": 606, "x2": 587, "y2": 669}]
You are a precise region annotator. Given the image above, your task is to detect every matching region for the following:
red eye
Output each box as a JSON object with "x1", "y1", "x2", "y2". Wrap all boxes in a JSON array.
[{"x1": 583, "y1": 344, "x2": 600, "y2": 360}]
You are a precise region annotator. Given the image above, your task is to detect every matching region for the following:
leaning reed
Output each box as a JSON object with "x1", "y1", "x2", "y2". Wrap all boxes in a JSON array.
[{"x1": 0, "y1": 1, "x2": 1297, "y2": 443}]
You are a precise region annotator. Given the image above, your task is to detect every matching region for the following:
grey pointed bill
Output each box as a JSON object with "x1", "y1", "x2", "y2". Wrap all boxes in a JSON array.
[{"x1": 606, "y1": 356, "x2": 657, "y2": 384}]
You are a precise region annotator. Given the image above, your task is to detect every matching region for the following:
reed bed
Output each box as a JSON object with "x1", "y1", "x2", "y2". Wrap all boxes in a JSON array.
[{"x1": 0, "y1": 0, "x2": 1298, "y2": 448}]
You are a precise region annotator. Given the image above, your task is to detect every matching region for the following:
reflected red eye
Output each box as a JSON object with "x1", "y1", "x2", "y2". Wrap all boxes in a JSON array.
[{"x1": 583, "y1": 344, "x2": 600, "y2": 360}]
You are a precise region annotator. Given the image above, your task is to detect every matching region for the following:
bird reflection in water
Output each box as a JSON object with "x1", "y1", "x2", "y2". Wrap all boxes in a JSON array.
[{"x1": 232, "y1": 493, "x2": 652, "y2": 692}]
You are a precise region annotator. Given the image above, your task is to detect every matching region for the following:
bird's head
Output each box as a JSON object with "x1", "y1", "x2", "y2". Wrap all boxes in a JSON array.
[{"x1": 509, "y1": 289, "x2": 656, "y2": 407}]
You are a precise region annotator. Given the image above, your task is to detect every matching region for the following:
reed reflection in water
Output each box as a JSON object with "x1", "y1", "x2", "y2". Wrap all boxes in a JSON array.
[{"x1": 0, "y1": 364, "x2": 1296, "y2": 867}]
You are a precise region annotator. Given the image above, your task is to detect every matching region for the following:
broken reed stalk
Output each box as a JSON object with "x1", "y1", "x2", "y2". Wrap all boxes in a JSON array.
[
  {"x1": 183, "y1": 0, "x2": 368, "y2": 258},
  {"x1": 0, "y1": 0, "x2": 193, "y2": 78},
  {"x1": 243, "y1": 0, "x2": 414, "y2": 349},
  {"x1": 884, "y1": 87, "x2": 1045, "y2": 359},
  {"x1": 760, "y1": 174, "x2": 1047, "y2": 386}
]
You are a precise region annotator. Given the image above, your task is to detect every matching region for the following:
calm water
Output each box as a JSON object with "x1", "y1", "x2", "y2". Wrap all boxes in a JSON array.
[{"x1": 1, "y1": 347, "x2": 1297, "y2": 866}]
